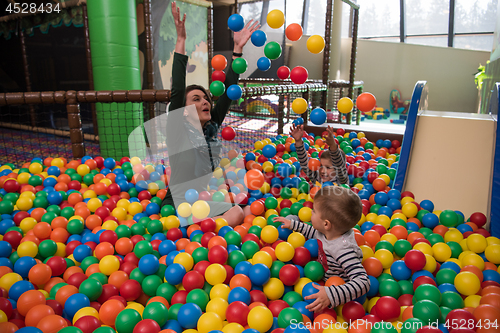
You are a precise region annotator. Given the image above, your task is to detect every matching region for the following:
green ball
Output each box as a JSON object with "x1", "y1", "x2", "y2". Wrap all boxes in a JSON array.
[
  {"x1": 203, "y1": 281, "x2": 213, "y2": 295},
  {"x1": 139, "y1": 217, "x2": 151, "y2": 227},
  {"x1": 225, "y1": 230, "x2": 242, "y2": 246},
  {"x1": 151, "y1": 197, "x2": 162, "y2": 206},
  {"x1": 426, "y1": 233, "x2": 444, "y2": 245},
  {"x1": 440, "y1": 306, "x2": 453, "y2": 323},
  {"x1": 401, "y1": 318, "x2": 424, "y2": 333},
  {"x1": 394, "y1": 239, "x2": 412, "y2": 257},
  {"x1": 186, "y1": 289, "x2": 210, "y2": 311},
  {"x1": 147, "y1": 220, "x2": 164, "y2": 235},
  {"x1": 371, "y1": 321, "x2": 398, "y2": 333},
  {"x1": 440, "y1": 291, "x2": 464, "y2": 310},
  {"x1": 115, "y1": 309, "x2": 142, "y2": 333},
  {"x1": 375, "y1": 240, "x2": 394, "y2": 253},
  {"x1": 377, "y1": 273, "x2": 394, "y2": 284},
  {"x1": 124, "y1": 169, "x2": 134, "y2": 181},
  {"x1": 352, "y1": 178, "x2": 363, "y2": 186},
  {"x1": 115, "y1": 225, "x2": 132, "y2": 239},
  {"x1": 81, "y1": 257, "x2": 99, "y2": 273},
  {"x1": 156, "y1": 264, "x2": 167, "y2": 279},
  {"x1": 89, "y1": 272, "x2": 108, "y2": 285},
  {"x1": 265, "y1": 197, "x2": 278, "y2": 209},
  {"x1": 83, "y1": 174, "x2": 94, "y2": 186},
  {"x1": 38, "y1": 239, "x2": 57, "y2": 258},
  {"x1": 33, "y1": 197, "x2": 49, "y2": 208},
  {"x1": 290, "y1": 202, "x2": 303, "y2": 215},
  {"x1": 28, "y1": 175, "x2": 43, "y2": 186},
  {"x1": 134, "y1": 240, "x2": 153, "y2": 258},
  {"x1": 390, "y1": 218, "x2": 407, "y2": 228},
  {"x1": 156, "y1": 283, "x2": 177, "y2": 303},
  {"x1": 241, "y1": 240, "x2": 260, "y2": 259},
  {"x1": 192, "y1": 247, "x2": 209, "y2": 263},
  {"x1": 267, "y1": 214, "x2": 280, "y2": 228},
  {"x1": 131, "y1": 223, "x2": 146, "y2": 236},
  {"x1": 446, "y1": 241, "x2": 462, "y2": 258},
  {"x1": 278, "y1": 307, "x2": 303, "y2": 328},
  {"x1": 280, "y1": 207, "x2": 291, "y2": 217},
  {"x1": 298, "y1": 181, "x2": 309, "y2": 194},
  {"x1": 210, "y1": 81, "x2": 225, "y2": 97},
  {"x1": 67, "y1": 219, "x2": 84, "y2": 235},
  {"x1": 280, "y1": 187, "x2": 293, "y2": 199},
  {"x1": 70, "y1": 173, "x2": 83, "y2": 182},
  {"x1": 143, "y1": 302, "x2": 169, "y2": 327},
  {"x1": 130, "y1": 268, "x2": 147, "y2": 284},
  {"x1": 413, "y1": 284, "x2": 441, "y2": 305},
  {"x1": 264, "y1": 42, "x2": 282, "y2": 60},
  {"x1": 412, "y1": 299, "x2": 441, "y2": 326},
  {"x1": 386, "y1": 168, "x2": 397, "y2": 180},
  {"x1": 41, "y1": 212, "x2": 57, "y2": 223},
  {"x1": 65, "y1": 258, "x2": 75, "y2": 268},
  {"x1": 142, "y1": 274, "x2": 162, "y2": 296},
  {"x1": 232, "y1": 58, "x2": 248, "y2": 74},
  {"x1": 228, "y1": 250, "x2": 246, "y2": 268},
  {"x1": 364, "y1": 142, "x2": 374, "y2": 150},
  {"x1": 248, "y1": 226, "x2": 262, "y2": 238},
  {"x1": 61, "y1": 207, "x2": 75, "y2": 219},
  {"x1": 398, "y1": 280, "x2": 414, "y2": 295},
  {"x1": 59, "y1": 327, "x2": 83, "y2": 333},
  {"x1": 419, "y1": 227, "x2": 433, "y2": 238},
  {"x1": 271, "y1": 260, "x2": 285, "y2": 278},
  {"x1": 79, "y1": 278, "x2": 103, "y2": 301},
  {"x1": 370, "y1": 204, "x2": 382, "y2": 214},
  {"x1": 168, "y1": 303, "x2": 183, "y2": 320},
  {"x1": 93, "y1": 327, "x2": 116, "y2": 333},
  {"x1": 376, "y1": 164, "x2": 388, "y2": 175},
  {"x1": 379, "y1": 279, "x2": 402, "y2": 299},
  {"x1": 212, "y1": 192, "x2": 225, "y2": 202},
  {"x1": 46, "y1": 205, "x2": 61, "y2": 215},
  {"x1": 304, "y1": 261, "x2": 324, "y2": 282},
  {"x1": 191, "y1": 234, "x2": 202, "y2": 243},
  {"x1": 283, "y1": 291, "x2": 303, "y2": 306},
  {"x1": 128, "y1": 188, "x2": 139, "y2": 198},
  {"x1": 3, "y1": 193, "x2": 19, "y2": 203},
  {"x1": 440, "y1": 210, "x2": 458, "y2": 227}
]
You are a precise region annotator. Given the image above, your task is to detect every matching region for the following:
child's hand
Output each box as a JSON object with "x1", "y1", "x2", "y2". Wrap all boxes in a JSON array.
[
  {"x1": 273, "y1": 216, "x2": 292, "y2": 229},
  {"x1": 290, "y1": 125, "x2": 304, "y2": 145},
  {"x1": 325, "y1": 126, "x2": 338, "y2": 150},
  {"x1": 305, "y1": 284, "x2": 331, "y2": 312}
]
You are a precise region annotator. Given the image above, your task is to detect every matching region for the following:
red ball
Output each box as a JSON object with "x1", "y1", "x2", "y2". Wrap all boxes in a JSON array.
[
  {"x1": 290, "y1": 66, "x2": 308, "y2": 84},
  {"x1": 2, "y1": 231, "x2": 22, "y2": 248},
  {"x1": 107, "y1": 184, "x2": 121, "y2": 196},
  {"x1": 268, "y1": 300, "x2": 288, "y2": 317},
  {"x1": 68, "y1": 180, "x2": 82, "y2": 191},
  {"x1": 303, "y1": 201, "x2": 313, "y2": 209},
  {"x1": 413, "y1": 276, "x2": 437, "y2": 291},
  {"x1": 133, "y1": 319, "x2": 161, "y2": 333},
  {"x1": 375, "y1": 296, "x2": 400, "y2": 322},
  {"x1": 99, "y1": 230, "x2": 118, "y2": 245},
  {"x1": 250, "y1": 290, "x2": 268, "y2": 306},
  {"x1": 235, "y1": 193, "x2": 249, "y2": 205},
  {"x1": 166, "y1": 228, "x2": 183, "y2": 242},
  {"x1": 222, "y1": 127, "x2": 236, "y2": 141},
  {"x1": 171, "y1": 290, "x2": 187, "y2": 305},
  {"x1": 342, "y1": 301, "x2": 366, "y2": 323},
  {"x1": 120, "y1": 262, "x2": 137, "y2": 276},
  {"x1": 67, "y1": 273, "x2": 88, "y2": 288},
  {"x1": 0, "y1": 297, "x2": 13, "y2": 319},
  {"x1": 74, "y1": 315, "x2": 101, "y2": 333},
  {"x1": 46, "y1": 256, "x2": 67, "y2": 277},
  {"x1": 95, "y1": 207, "x2": 111, "y2": 219},
  {"x1": 280, "y1": 199, "x2": 292, "y2": 209},
  {"x1": 292, "y1": 247, "x2": 311, "y2": 266},
  {"x1": 398, "y1": 294, "x2": 413, "y2": 306},
  {"x1": 367, "y1": 172, "x2": 379, "y2": 183},
  {"x1": 242, "y1": 233, "x2": 260, "y2": 244},
  {"x1": 46, "y1": 299, "x2": 63, "y2": 316},
  {"x1": 201, "y1": 232, "x2": 216, "y2": 247},
  {"x1": 226, "y1": 301, "x2": 249, "y2": 326},
  {"x1": 208, "y1": 245, "x2": 228, "y2": 265},
  {"x1": 138, "y1": 190, "x2": 152, "y2": 201},
  {"x1": 120, "y1": 279, "x2": 142, "y2": 301},
  {"x1": 277, "y1": 66, "x2": 290, "y2": 80},
  {"x1": 13, "y1": 211, "x2": 30, "y2": 226},
  {"x1": 314, "y1": 307, "x2": 338, "y2": 320},
  {"x1": 212, "y1": 70, "x2": 226, "y2": 82},
  {"x1": 404, "y1": 249, "x2": 426, "y2": 271},
  {"x1": 355, "y1": 92, "x2": 377, "y2": 112},
  {"x1": 3, "y1": 179, "x2": 20, "y2": 193},
  {"x1": 194, "y1": 261, "x2": 211, "y2": 276},
  {"x1": 94, "y1": 157, "x2": 104, "y2": 169},
  {"x1": 182, "y1": 271, "x2": 205, "y2": 292},
  {"x1": 97, "y1": 284, "x2": 119, "y2": 304},
  {"x1": 124, "y1": 252, "x2": 140, "y2": 265},
  {"x1": 445, "y1": 309, "x2": 476, "y2": 331},
  {"x1": 469, "y1": 212, "x2": 487, "y2": 228},
  {"x1": 371, "y1": 225, "x2": 387, "y2": 237},
  {"x1": 279, "y1": 264, "x2": 300, "y2": 286},
  {"x1": 401, "y1": 191, "x2": 415, "y2": 199},
  {"x1": 200, "y1": 218, "x2": 216, "y2": 233},
  {"x1": 223, "y1": 264, "x2": 234, "y2": 284}
]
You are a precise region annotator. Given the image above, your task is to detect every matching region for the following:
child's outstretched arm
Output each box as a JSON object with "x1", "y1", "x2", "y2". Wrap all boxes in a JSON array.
[
  {"x1": 291, "y1": 125, "x2": 317, "y2": 182},
  {"x1": 274, "y1": 215, "x2": 318, "y2": 240},
  {"x1": 325, "y1": 126, "x2": 349, "y2": 185}
]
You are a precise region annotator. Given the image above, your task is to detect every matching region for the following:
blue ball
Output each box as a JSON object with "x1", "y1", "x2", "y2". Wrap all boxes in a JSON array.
[
  {"x1": 376, "y1": 139, "x2": 384, "y2": 148},
  {"x1": 165, "y1": 251, "x2": 179, "y2": 266},
  {"x1": 262, "y1": 145, "x2": 277, "y2": 158},
  {"x1": 0, "y1": 240, "x2": 12, "y2": 257},
  {"x1": 387, "y1": 199, "x2": 402, "y2": 211},
  {"x1": 47, "y1": 191, "x2": 63, "y2": 205},
  {"x1": 218, "y1": 225, "x2": 234, "y2": 238},
  {"x1": 367, "y1": 275, "x2": 379, "y2": 297},
  {"x1": 293, "y1": 300, "x2": 313, "y2": 320},
  {"x1": 377, "y1": 206, "x2": 393, "y2": 217},
  {"x1": 103, "y1": 158, "x2": 116, "y2": 169},
  {"x1": 293, "y1": 117, "x2": 304, "y2": 126},
  {"x1": 411, "y1": 270, "x2": 435, "y2": 283},
  {"x1": 9, "y1": 280, "x2": 34, "y2": 301},
  {"x1": 178, "y1": 303, "x2": 203, "y2": 329},
  {"x1": 357, "y1": 189, "x2": 371, "y2": 200},
  {"x1": 65, "y1": 293, "x2": 90, "y2": 317},
  {"x1": 185, "y1": 189, "x2": 199, "y2": 204},
  {"x1": 301, "y1": 282, "x2": 320, "y2": 304},
  {"x1": 251, "y1": 30, "x2": 267, "y2": 46},
  {"x1": 228, "y1": 286, "x2": 251, "y2": 304},
  {"x1": 164, "y1": 263, "x2": 186, "y2": 285},
  {"x1": 438, "y1": 283, "x2": 458, "y2": 294},
  {"x1": 162, "y1": 320, "x2": 183, "y2": 333},
  {"x1": 43, "y1": 178, "x2": 57, "y2": 188},
  {"x1": 244, "y1": 329, "x2": 260, "y2": 333},
  {"x1": 146, "y1": 203, "x2": 160, "y2": 216},
  {"x1": 390, "y1": 260, "x2": 412, "y2": 280},
  {"x1": 0, "y1": 258, "x2": 12, "y2": 270},
  {"x1": 304, "y1": 239, "x2": 318, "y2": 257},
  {"x1": 227, "y1": 14, "x2": 245, "y2": 32},
  {"x1": 227, "y1": 85, "x2": 242, "y2": 100},
  {"x1": 47, "y1": 166, "x2": 61, "y2": 177},
  {"x1": 348, "y1": 132, "x2": 358, "y2": 140},
  {"x1": 406, "y1": 222, "x2": 420, "y2": 232},
  {"x1": 374, "y1": 192, "x2": 389, "y2": 205},
  {"x1": 419, "y1": 199, "x2": 434, "y2": 212},
  {"x1": 457, "y1": 223, "x2": 473, "y2": 234},
  {"x1": 277, "y1": 163, "x2": 292, "y2": 177},
  {"x1": 249, "y1": 263, "x2": 271, "y2": 286},
  {"x1": 422, "y1": 213, "x2": 439, "y2": 229},
  {"x1": 310, "y1": 108, "x2": 327, "y2": 125},
  {"x1": 139, "y1": 254, "x2": 160, "y2": 275},
  {"x1": 279, "y1": 226, "x2": 293, "y2": 240},
  {"x1": 483, "y1": 269, "x2": 500, "y2": 284},
  {"x1": 17, "y1": 328, "x2": 43, "y2": 333},
  {"x1": 387, "y1": 189, "x2": 401, "y2": 200},
  {"x1": 257, "y1": 57, "x2": 272, "y2": 71},
  {"x1": 351, "y1": 138, "x2": 361, "y2": 148},
  {"x1": 382, "y1": 139, "x2": 392, "y2": 148},
  {"x1": 245, "y1": 153, "x2": 256, "y2": 162},
  {"x1": 14, "y1": 256, "x2": 36, "y2": 277},
  {"x1": 73, "y1": 244, "x2": 92, "y2": 263}
]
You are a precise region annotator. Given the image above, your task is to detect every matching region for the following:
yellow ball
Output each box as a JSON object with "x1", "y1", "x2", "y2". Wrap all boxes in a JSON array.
[
  {"x1": 206, "y1": 297, "x2": 228, "y2": 320},
  {"x1": 401, "y1": 203, "x2": 418, "y2": 218},
  {"x1": 292, "y1": 98, "x2": 308, "y2": 114},
  {"x1": 432, "y1": 243, "x2": 452, "y2": 262},
  {"x1": 130, "y1": 157, "x2": 142, "y2": 166},
  {"x1": 112, "y1": 207, "x2": 127, "y2": 221},
  {"x1": 379, "y1": 174, "x2": 391, "y2": 185},
  {"x1": 254, "y1": 141, "x2": 264, "y2": 151},
  {"x1": 205, "y1": 264, "x2": 227, "y2": 286},
  {"x1": 215, "y1": 218, "x2": 228, "y2": 232},
  {"x1": 486, "y1": 236, "x2": 500, "y2": 246},
  {"x1": 360, "y1": 245, "x2": 374, "y2": 262},
  {"x1": 380, "y1": 233, "x2": 398, "y2": 245},
  {"x1": 391, "y1": 213, "x2": 407, "y2": 222},
  {"x1": 17, "y1": 241, "x2": 38, "y2": 258},
  {"x1": 275, "y1": 242, "x2": 295, "y2": 262},
  {"x1": 210, "y1": 284, "x2": 231, "y2": 301},
  {"x1": 466, "y1": 234, "x2": 488, "y2": 253},
  {"x1": 262, "y1": 161, "x2": 274, "y2": 173},
  {"x1": 460, "y1": 239, "x2": 469, "y2": 252},
  {"x1": 454, "y1": 271, "x2": 480, "y2": 296},
  {"x1": 252, "y1": 251, "x2": 273, "y2": 268},
  {"x1": 197, "y1": 312, "x2": 223, "y2": 333},
  {"x1": 464, "y1": 295, "x2": 482, "y2": 308},
  {"x1": 400, "y1": 197, "x2": 414, "y2": 205},
  {"x1": 223, "y1": 323, "x2": 245, "y2": 333},
  {"x1": 77, "y1": 164, "x2": 90, "y2": 176},
  {"x1": 288, "y1": 232, "x2": 306, "y2": 248},
  {"x1": 125, "y1": 303, "x2": 145, "y2": 316},
  {"x1": 16, "y1": 197, "x2": 33, "y2": 211},
  {"x1": 252, "y1": 216, "x2": 267, "y2": 228},
  {"x1": 263, "y1": 278, "x2": 284, "y2": 300},
  {"x1": 307, "y1": 35, "x2": 325, "y2": 54},
  {"x1": 337, "y1": 97, "x2": 354, "y2": 114},
  {"x1": 298, "y1": 207, "x2": 312, "y2": 222},
  {"x1": 485, "y1": 244, "x2": 500, "y2": 264},
  {"x1": 102, "y1": 220, "x2": 118, "y2": 231},
  {"x1": 28, "y1": 163, "x2": 43, "y2": 174},
  {"x1": 264, "y1": 210, "x2": 278, "y2": 220},
  {"x1": 117, "y1": 199, "x2": 130, "y2": 209},
  {"x1": 358, "y1": 214, "x2": 366, "y2": 226},
  {"x1": 294, "y1": 277, "x2": 313, "y2": 295},
  {"x1": 99, "y1": 255, "x2": 120, "y2": 275},
  {"x1": 247, "y1": 306, "x2": 274, "y2": 333},
  {"x1": 174, "y1": 252, "x2": 194, "y2": 271},
  {"x1": 261, "y1": 226, "x2": 278, "y2": 244},
  {"x1": 192, "y1": 200, "x2": 210, "y2": 219},
  {"x1": 375, "y1": 215, "x2": 391, "y2": 229},
  {"x1": 444, "y1": 228, "x2": 463, "y2": 243},
  {"x1": 0, "y1": 272, "x2": 22, "y2": 292},
  {"x1": 266, "y1": 9, "x2": 285, "y2": 29},
  {"x1": 163, "y1": 216, "x2": 180, "y2": 230},
  {"x1": 413, "y1": 242, "x2": 433, "y2": 256},
  {"x1": 128, "y1": 202, "x2": 143, "y2": 216},
  {"x1": 148, "y1": 182, "x2": 160, "y2": 195},
  {"x1": 87, "y1": 198, "x2": 102, "y2": 213},
  {"x1": 177, "y1": 202, "x2": 192, "y2": 218},
  {"x1": 73, "y1": 307, "x2": 99, "y2": 324},
  {"x1": 461, "y1": 253, "x2": 484, "y2": 270},
  {"x1": 374, "y1": 249, "x2": 394, "y2": 269},
  {"x1": 366, "y1": 213, "x2": 378, "y2": 222},
  {"x1": 423, "y1": 254, "x2": 437, "y2": 273},
  {"x1": 19, "y1": 217, "x2": 37, "y2": 233},
  {"x1": 17, "y1": 173, "x2": 31, "y2": 184}
]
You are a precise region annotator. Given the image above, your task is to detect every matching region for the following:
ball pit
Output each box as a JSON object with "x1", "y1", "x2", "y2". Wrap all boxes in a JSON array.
[{"x1": 0, "y1": 129, "x2": 498, "y2": 333}]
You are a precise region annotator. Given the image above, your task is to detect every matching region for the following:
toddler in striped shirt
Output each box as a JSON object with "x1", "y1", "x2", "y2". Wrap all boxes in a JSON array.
[{"x1": 273, "y1": 186, "x2": 370, "y2": 312}]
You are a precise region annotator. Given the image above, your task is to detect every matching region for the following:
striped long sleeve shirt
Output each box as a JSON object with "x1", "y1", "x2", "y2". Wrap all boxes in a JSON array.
[
  {"x1": 295, "y1": 143, "x2": 349, "y2": 185},
  {"x1": 288, "y1": 216, "x2": 370, "y2": 308}
]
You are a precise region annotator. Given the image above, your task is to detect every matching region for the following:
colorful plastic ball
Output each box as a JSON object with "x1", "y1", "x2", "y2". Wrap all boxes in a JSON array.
[
  {"x1": 65, "y1": 293, "x2": 90, "y2": 317},
  {"x1": 205, "y1": 264, "x2": 227, "y2": 285},
  {"x1": 165, "y1": 263, "x2": 187, "y2": 285},
  {"x1": 454, "y1": 271, "x2": 481, "y2": 296},
  {"x1": 301, "y1": 282, "x2": 320, "y2": 304},
  {"x1": 99, "y1": 255, "x2": 120, "y2": 276},
  {"x1": 244, "y1": 170, "x2": 265, "y2": 191},
  {"x1": 251, "y1": 30, "x2": 267, "y2": 47},
  {"x1": 412, "y1": 300, "x2": 441, "y2": 326},
  {"x1": 277, "y1": 307, "x2": 303, "y2": 328},
  {"x1": 143, "y1": 302, "x2": 169, "y2": 327},
  {"x1": 257, "y1": 57, "x2": 272, "y2": 71},
  {"x1": 337, "y1": 97, "x2": 353, "y2": 114},
  {"x1": 247, "y1": 306, "x2": 274, "y2": 333},
  {"x1": 440, "y1": 210, "x2": 459, "y2": 227},
  {"x1": 310, "y1": 108, "x2": 327, "y2": 125},
  {"x1": 304, "y1": 261, "x2": 324, "y2": 282},
  {"x1": 197, "y1": 312, "x2": 223, "y2": 333},
  {"x1": 356, "y1": 92, "x2": 377, "y2": 112},
  {"x1": 275, "y1": 242, "x2": 295, "y2": 262},
  {"x1": 264, "y1": 42, "x2": 282, "y2": 60},
  {"x1": 267, "y1": 9, "x2": 285, "y2": 29},
  {"x1": 177, "y1": 303, "x2": 202, "y2": 329},
  {"x1": 212, "y1": 54, "x2": 227, "y2": 71},
  {"x1": 139, "y1": 254, "x2": 159, "y2": 275},
  {"x1": 263, "y1": 278, "x2": 285, "y2": 300},
  {"x1": 285, "y1": 23, "x2": 303, "y2": 41},
  {"x1": 306, "y1": 35, "x2": 325, "y2": 54},
  {"x1": 249, "y1": 263, "x2": 271, "y2": 286},
  {"x1": 277, "y1": 66, "x2": 290, "y2": 80},
  {"x1": 404, "y1": 249, "x2": 426, "y2": 271},
  {"x1": 221, "y1": 127, "x2": 236, "y2": 141},
  {"x1": 226, "y1": 301, "x2": 250, "y2": 326},
  {"x1": 212, "y1": 70, "x2": 226, "y2": 83},
  {"x1": 389, "y1": 260, "x2": 411, "y2": 281},
  {"x1": 375, "y1": 296, "x2": 401, "y2": 322},
  {"x1": 227, "y1": 85, "x2": 243, "y2": 100},
  {"x1": 228, "y1": 14, "x2": 245, "y2": 32},
  {"x1": 466, "y1": 234, "x2": 488, "y2": 253},
  {"x1": 37, "y1": 315, "x2": 69, "y2": 333},
  {"x1": 279, "y1": 264, "x2": 300, "y2": 286},
  {"x1": 74, "y1": 315, "x2": 101, "y2": 333},
  {"x1": 228, "y1": 286, "x2": 251, "y2": 304},
  {"x1": 115, "y1": 308, "x2": 142, "y2": 333},
  {"x1": 292, "y1": 98, "x2": 308, "y2": 114},
  {"x1": 290, "y1": 66, "x2": 308, "y2": 84},
  {"x1": 14, "y1": 256, "x2": 36, "y2": 277},
  {"x1": 469, "y1": 212, "x2": 487, "y2": 228},
  {"x1": 210, "y1": 81, "x2": 225, "y2": 97}
]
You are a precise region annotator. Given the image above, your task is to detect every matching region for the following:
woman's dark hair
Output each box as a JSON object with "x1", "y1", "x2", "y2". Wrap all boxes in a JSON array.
[{"x1": 186, "y1": 84, "x2": 213, "y2": 110}]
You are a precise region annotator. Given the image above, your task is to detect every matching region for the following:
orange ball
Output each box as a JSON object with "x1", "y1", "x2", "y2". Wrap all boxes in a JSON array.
[
  {"x1": 482, "y1": 286, "x2": 500, "y2": 296},
  {"x1": 55, "y1": 284, "x2": 79, "y2": 307},
  {"x1": 95, "y1": 242, "x2": 115, "y2": 260},
  {"x1": 63, "y1": 266, "x2": 84, "y2": 282},
  {"x1": 109, "y1": 271, "x2": 129, "y2": 288},
  {"x1": 57, "y1": 174, "x2": 71, "y2": 184},
  {"x1": 147, "y1": 296, "x2": 170, "y2": 308},
  {"x1": 50, "y1": 227, "x2": 69, "y2": 243},
  {"x1": 50, "y1": 217, "x2": 68, "y2": 229},
  {"x1": 401, "y1": 306, "x2": 413, "y2": 322},
  {"x1": 348, "y1": 319, "x2": 371, "y2": 333},
  {"x1": 29, "y1": 264, "x2": 52, "y2": 286},
  {"x1": 230, "y1": 274, "x2": 252, "y2": 291},
  {"x1": 94, "y1": 183, "x2": 108, "y2": 196},
  {"x1": 0, "y1": 322, "x2": 18, "y2": 333},
  {"x1": 250, "y1": 200, "x2": 265, "y2": 216},
  {"x1": 308, "y1": 158, "x2": 321, "y2": 172},
  {"x1": 37, "y1": 314, "x2": 68, "y2": 333},
  {"x1": 43, "y1": 277, "x2": 65, "y2": 293},
  {"x1": 115, "y1": 238, "x2": 134, "y2": 256},
  {"x1": 261, "y1": 246, "x2": 277, "y2": 261},
  {"x1": 473, "y1": 304, "x2": 500, "y2": 333},
  {"x1": 211, "y1": 54, "x2": 227, "y2": 71},
  {"x1": 33, "y1": 222, "x2": 52, "y2": 240},
  {"x1": 325, "y1": 276, "x2": 345, "y2": 287},
  {"x1": 433, "y1": 225, "x2": 449, "y2": 237},
  {"x1": 372, "y1": 178, "x2": 386, "y2": 192},
  {"x1": 480, "y1": 293, "x2": 500, "y2": 309},
  {"x1": 31, "y1": 208, "x2": 47, "y2": 222},
  {"x1": 244, "y1": 169, "x2": 265, "y2": 190},
  {"x1": 362, "y1": 257, "x2": 383, "y2": 277},
  {"x1": 208, "y1": 236, "x2": 227, "y2": 249},
  {"x1": 285, "y1": 23, "x2": 303, "y2": 41},
  {"x1": 25, "y1": 304, "x2": 55, "y2": 327},
  {"x1": 85, "y1": 215, "x2": 102, "y2": 230},
  {"x1": 85, "y1": 263, "x2": 101, "y2": 276},
  {"x1": 185, "y1": 242, "x2": 201, "y2": 255},
  {"x1": 390, "y1": 225, "x2": 408, "y2": 240},
  {"x1": 461, "y1": 265, "x2": 483, "y2": 282},
  {"x1": 17, "y1": 290, "x2": 46, "y2": 316},
  {"x1": 363, "y1": 230, "x2": 381, "y2": 247},
  {"x1": 99, "y1": 299, "x2": 125, "y2": 326},
  {"x1": 176, "y1": 238, "x2": 190, "y2": 251},
  {"x1": 187, "y1": 224, "x2": 202, "y2": 237}
]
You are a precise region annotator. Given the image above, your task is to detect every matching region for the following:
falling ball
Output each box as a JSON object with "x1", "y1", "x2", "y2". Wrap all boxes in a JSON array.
[
  {"x1": 228, "y1": 14, "x2": 245, "y2": 32},
  {"x1": 267, "y1": 10, "x2": 285, "y2": 29},
  {"x1": 306, "y1": 35, "x2": 325, "y2": 54},
  {"x1": 251, "y1": 30, "x2": 267, "y2": 47},
  {"x1": 221, "y1": 127, "x2": 236, "y2": 141},
  {"x1": 277, "y1": 66, "x2": 290, "y2": 80},
  {"x1": 290, "y1": 66, "x2": 308, "y2": 84},
  {"x1": 257, "y1": 57, "x2": 272, "y2": 71}
]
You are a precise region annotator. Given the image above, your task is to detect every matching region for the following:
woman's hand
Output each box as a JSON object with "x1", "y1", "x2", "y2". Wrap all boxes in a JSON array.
[
  {"x1": 172, "y1": 1, "x2": 186, "y2": 40},
  {"x1": 290, "y1": 124, "x2": 304, "y2": 145},
  {"x1": 233, "y1": 20, "x2": 260, "y2": 54},
  {"x1": 325, "y1": 126, "x2": 338, "y2": 151}
]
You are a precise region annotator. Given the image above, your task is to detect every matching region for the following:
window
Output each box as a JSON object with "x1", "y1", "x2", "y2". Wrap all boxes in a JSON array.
[
  {"x1": 406, "y1": 0, "x2": 449, "y2": 36},
  {"x1": 454, "y1": 0, "x2": 497, "y2": 51},
  {"x1": 286, "y1": 0, "x2": 304, "y2": 25},
  {"x1": 357, "y1": 0, "x2": 400, "y2": 38},
  {"x1": 239, "y1": 2, "x2": 263, "y2": 24},
  {"x1": 305, "y1": 0, "x2": 327, "y2": 35}
]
